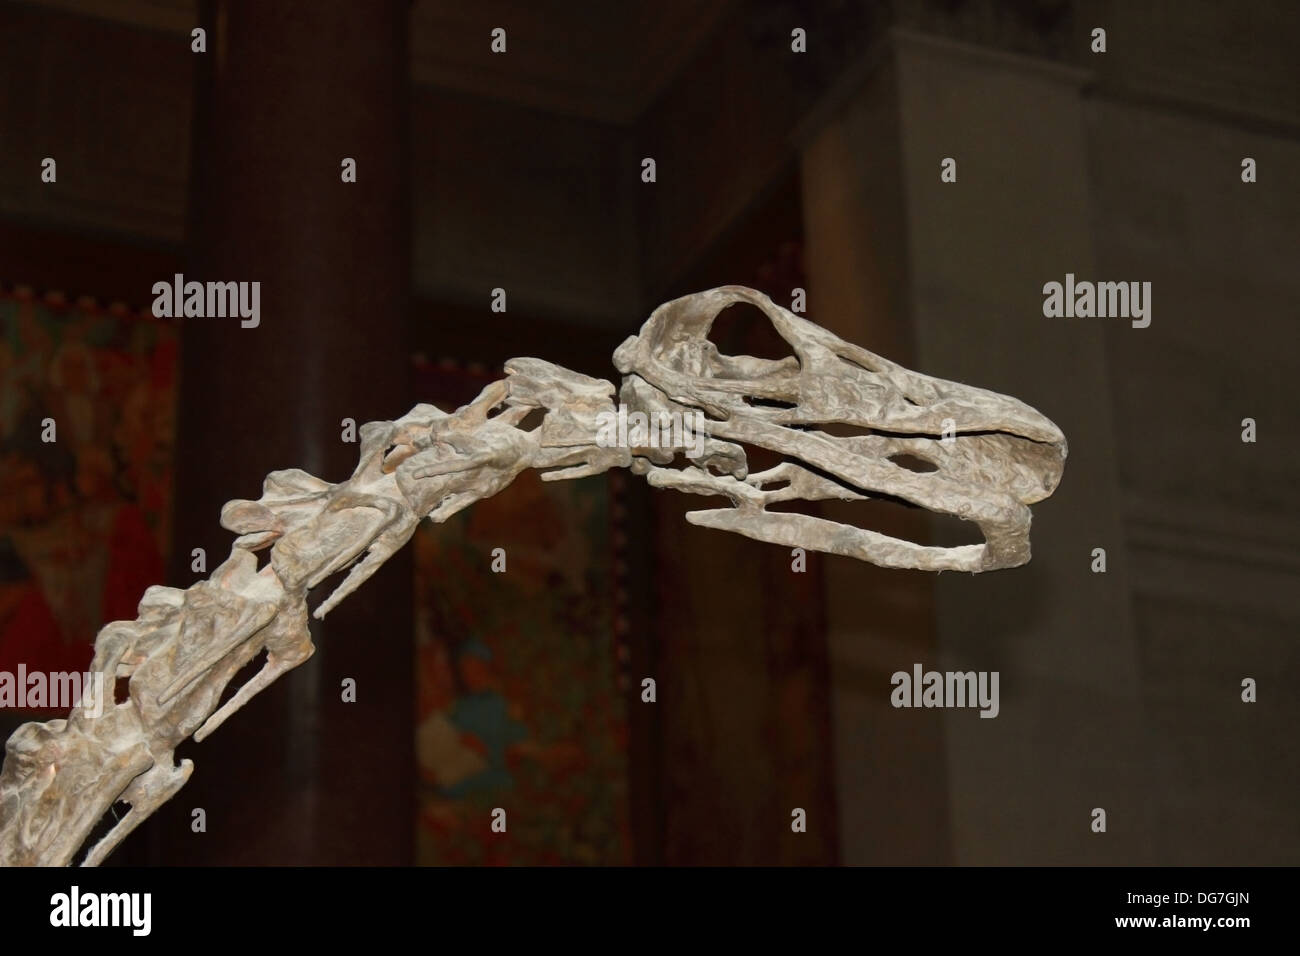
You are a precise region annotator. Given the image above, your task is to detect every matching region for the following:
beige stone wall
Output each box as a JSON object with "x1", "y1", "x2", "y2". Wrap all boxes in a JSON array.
[
  {"x1": 801, "y1": 8, "x2": 1299, "y2": 863},
  {"x1": 1085, "y1": 94, "x2": 1300, "y2": 864}
]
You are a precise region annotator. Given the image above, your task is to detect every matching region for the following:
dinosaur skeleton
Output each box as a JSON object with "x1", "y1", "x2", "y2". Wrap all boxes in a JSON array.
[{"x1": 0, "y1": 286, "x2": 1066, "y2": 866}]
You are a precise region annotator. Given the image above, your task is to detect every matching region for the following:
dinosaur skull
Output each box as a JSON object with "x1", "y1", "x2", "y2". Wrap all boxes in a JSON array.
[{"x1": 613, "y1": 286, "x2": 1067, "y2": 571}]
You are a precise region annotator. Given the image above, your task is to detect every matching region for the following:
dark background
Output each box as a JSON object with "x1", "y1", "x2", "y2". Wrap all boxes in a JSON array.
[{"x1": 0, "y1": 0, "x2": 1296, "y2": 865}]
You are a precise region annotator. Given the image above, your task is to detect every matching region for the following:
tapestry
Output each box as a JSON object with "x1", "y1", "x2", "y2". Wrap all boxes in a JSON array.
[
  {"x1": 412, "y1": 360, "x2": 631, "y2": 865},
  {"x1": 0, "y1": 290, "x2": 176, "y2": 687}
]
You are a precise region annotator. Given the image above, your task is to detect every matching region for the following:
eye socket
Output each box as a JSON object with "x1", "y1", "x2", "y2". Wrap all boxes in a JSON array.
[{"x1": 706, "y1": 301, "x2": 799, "y2": 362}]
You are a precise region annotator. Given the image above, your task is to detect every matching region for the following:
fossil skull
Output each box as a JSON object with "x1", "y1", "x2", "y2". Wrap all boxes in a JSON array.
[{"x1": 613, "y1": 286, "x2": 1066, "y2": 571}]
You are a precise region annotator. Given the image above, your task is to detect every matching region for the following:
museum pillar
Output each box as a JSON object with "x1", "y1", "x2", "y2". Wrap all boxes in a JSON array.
[
  {"x1": 156, "y1": 0, "x2": 413, "y2": 863},
  {"x1": 800, "y1": 29, "x2": 1155, "y2": 864}
]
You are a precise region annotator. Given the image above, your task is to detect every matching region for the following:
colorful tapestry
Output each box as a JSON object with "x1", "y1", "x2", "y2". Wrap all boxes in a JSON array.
[
  {"x1": 0, "y1": 291, "x2": 175, "y2": 686},
  {"x1": 412, "y1": 362, "x2": 631, "y2": 865}
]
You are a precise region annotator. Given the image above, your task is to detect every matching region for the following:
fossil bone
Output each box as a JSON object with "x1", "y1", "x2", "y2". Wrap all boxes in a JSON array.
[{"x1": 0, "y1": 286, "x2": 1065, "y2": 866}]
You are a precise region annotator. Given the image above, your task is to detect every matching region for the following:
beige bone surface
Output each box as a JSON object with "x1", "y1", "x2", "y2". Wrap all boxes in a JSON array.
[{"x1": 0, "y1": 287, "x2": 1065, "y2": 866}]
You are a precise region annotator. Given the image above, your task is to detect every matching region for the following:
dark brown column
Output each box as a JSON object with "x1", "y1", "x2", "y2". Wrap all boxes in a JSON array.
[{"x1": 146, "y1": 0, "x2": 412, "y2": 864}]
